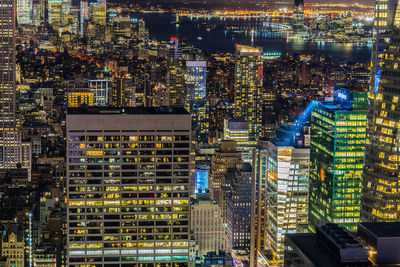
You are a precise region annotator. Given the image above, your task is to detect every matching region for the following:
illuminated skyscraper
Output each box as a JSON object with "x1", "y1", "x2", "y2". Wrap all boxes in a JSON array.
[
  {"x1": 293, "y1": 0, "x2": 305, "y2": 32},
  {"x1": 370, "y1": 0, "x2": 399, "y2": 95},
  {"x1": 250, "y1": 142, "x2": 268, "y2": 266},
  {"x1": 309, "y1": 88, "x2": 368, "y2": 231},
  {"x1": 48, "y1": 0, "x2": 62, "y2": 31},
  {"x1": 252, "y1": 140, "x2": 309, "y2": 266},
  {"x1": 185, "y1": 61, "x2": 208, "y2": 143},
  {"x1": 167, "y1": 38, "x2": 186, "y2": 108},
  {"x1": 80, "y1": 0, "x2": 88, "y2": 35},
  {"x1": 32, "y1": 0, "x2": 46, "y2": 26},
  {"x1": 67, "y1": 107, "x2": 191, "y2": 266},
  {"x1": 61, "y1": 0, "x2": 71, "y2": 26},
  {"x1": 92, "y1": 0, "x2": 106, "y2": 26},
  {"x1": 0, "y1": 0, "x2": 31, "y2": 179},
  {"x1": 16, "y1": 0, "x2": 33, "y2": 25},
  {"x1": 234, "y1": 45, "x2": 263, "y2": 137},
  {"x1": 362, "y1": 10, "x2": 400, "y2": 221},
  {"x1": 0, "y1": 0, "x2": 16, "y2": 130}
]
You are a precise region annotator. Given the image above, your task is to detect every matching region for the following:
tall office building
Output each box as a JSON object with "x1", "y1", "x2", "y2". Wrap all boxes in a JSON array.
[
  {"x1": 16, "y1": 0, "x2": 33, "y2": 25},
  {"x1": 0, "y1": 0, "x2": 31, "y2": 178},
  {"x1": 167, "y1": 39, "x2": 186, "y2": 108},
  {"x1": 259, "y1": 140, "x2": 310, "y2": 266},
  {"x1": 92, "y1": 0, "x2": 106, "y2": 26},
  {"x1": 80, "y1": 0, "x2": 89, "y2": 35},
  {"x1": 185, "y1": 61, "x2": 208, "y2": 143},
  {"x1": 234, "y1": 45, "x2": 263, "y2": 137},
  {"x1": 67, "y1": 107, "x2": 191, "y2": 266},
  {"x1": 362, "y1": 12, "x2": 400, "y2": 221},
  {"x1": 225, "y1": 164, "x2": 252, "y2": 254},
  {"x1": 32, "y1": 0, "x2": 46, "y2": 26},
  {"x1": 309, "y1": 87, "x2": 368, "y2": 231},
  {"x1": 0, "y1": 0, "x2": 16, "y2": 130},
  {"x1": 293, "y1": 0, "x2": 305, "y2": 32},
  {"x1": 370, "y1": 0, "x2": 399, "y2": 95},
  {"x1": 48, "y1": 0, "x2": 62, "y2": 31},
  {"x1": 250, "y1": 141, "x2": 268, "y2": 266},
  {"x1": 209, "y1": 141, "x2": 242, "y2": 204}
]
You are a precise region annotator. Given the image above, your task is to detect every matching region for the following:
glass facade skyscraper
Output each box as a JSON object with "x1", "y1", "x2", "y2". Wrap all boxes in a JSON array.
[
  {"x1": 185, "y1": 61, "x2": 208, "y2": 143},
  {"x1": 252, "y1": 140, "x2": 309, "y2": 266},
  {"x1": 309, "y1": 88, "x2": 368, "y2": 231},
  {"x1": 361, "y1": 7, "x2": 400, "y2": 221}
]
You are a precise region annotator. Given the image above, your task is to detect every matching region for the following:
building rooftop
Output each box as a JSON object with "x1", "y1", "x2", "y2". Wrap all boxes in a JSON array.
[
  {"x1": 359, "y1": 222, "x2": 400, "y2": 238},
  {"x1": 67, "y1": 106, "x2": 189, "y2": 115},
  {"x1": 286, "y1": 233, "x2": 338, "y2": 267}
]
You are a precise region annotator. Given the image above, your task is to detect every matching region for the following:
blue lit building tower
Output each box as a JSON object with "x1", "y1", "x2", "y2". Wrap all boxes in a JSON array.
[{"x1": 185, "y1": 60, "x2": 208, "y2": 143}]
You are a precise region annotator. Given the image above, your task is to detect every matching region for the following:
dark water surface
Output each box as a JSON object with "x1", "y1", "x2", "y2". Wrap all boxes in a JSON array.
[{"x1": 135, "y1": 12, "x2": 372, "y2": 63}]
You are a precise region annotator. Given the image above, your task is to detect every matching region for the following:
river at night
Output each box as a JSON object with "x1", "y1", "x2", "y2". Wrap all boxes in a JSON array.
[{"x1": 134, "y1": 12, "x2": 373, "y2": 63}]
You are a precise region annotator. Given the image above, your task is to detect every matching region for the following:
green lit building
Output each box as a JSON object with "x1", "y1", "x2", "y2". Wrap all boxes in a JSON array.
[{"x1": 309, "y1": 87, "x2": 368, "y2": 232}]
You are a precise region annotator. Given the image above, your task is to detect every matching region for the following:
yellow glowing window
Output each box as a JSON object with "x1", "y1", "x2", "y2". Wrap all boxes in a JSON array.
[
  {"x1": 69, "y1": 201, "x2": 85, "y2": 206},
  {"x1": 104, "y1": 200, "x2": 120, "y2": 205},
  {"x1": 87, "y1": 151, "x2": 103, "y2": 156},
  {"x1": 87, "y1": 201, "x2": 102, "y2": 206},
  {"x1": 87, "y1": 243, "x2": 103, "y2": 248}
]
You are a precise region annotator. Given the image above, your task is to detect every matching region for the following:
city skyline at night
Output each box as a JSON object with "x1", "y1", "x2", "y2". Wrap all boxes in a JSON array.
[{"x1": 1, "y1": 0, "x2": 400, "y2": 266}]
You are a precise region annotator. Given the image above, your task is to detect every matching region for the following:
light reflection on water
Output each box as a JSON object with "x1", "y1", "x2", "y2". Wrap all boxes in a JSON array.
[{"x1": 136, "y1": 12, "x2": 372, "y2": 63}]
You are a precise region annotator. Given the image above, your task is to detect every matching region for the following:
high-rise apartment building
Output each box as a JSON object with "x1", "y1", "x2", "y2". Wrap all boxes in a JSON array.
[
  {"x1": 67, "y1": 107, "x2": 191, "y2": 266},
  {"x1": 362, "y1": 12, "x2": 400, "y2": 221},
  {"x1": 111, "y1": 76, "x2": 135, "y2": 108},
  {"x1": 168, "y1": 39, "x2": 186, "y2": 108},
  {"x1": 16, "y1": 0, "x2": 33, "y2": 25},
  {"x1": 309, "y1": 88, "x2": 368, "y2": 231},
  {"x1": 259, "y1": 140, "x2": 309, "y2": 266},
  {"x1": 185, "y1": 61, "x2": 208, "y2": 143},
  {"x1": 234, "y1": 45, "x2": 263, "y2": 137}
]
